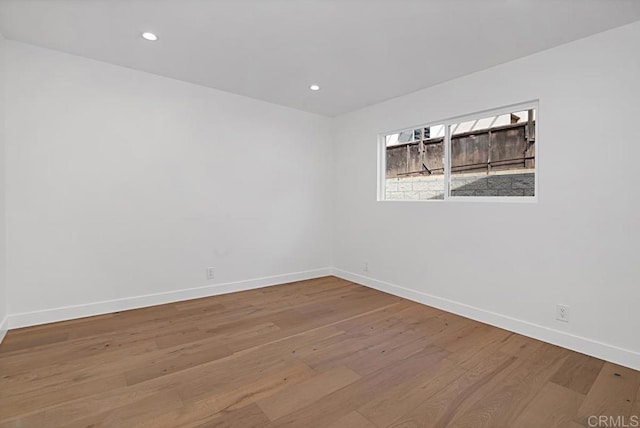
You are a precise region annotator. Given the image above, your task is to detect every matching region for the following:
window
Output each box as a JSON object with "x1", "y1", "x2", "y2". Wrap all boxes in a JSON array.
[{"x1": 380, "y1": 102, "x2": 537, "y2": 201}]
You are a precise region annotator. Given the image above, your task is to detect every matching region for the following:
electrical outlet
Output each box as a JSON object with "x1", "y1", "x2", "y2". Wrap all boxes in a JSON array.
[
  {"x1": 556, "y1": 304, "x2": 569, "y2": 322},
  {"x1": 363, "y1": 261, "x2": 369, "y2": 272},
  {"x1": 206, "y1": 267, "x2": 215, "y2": 280}
]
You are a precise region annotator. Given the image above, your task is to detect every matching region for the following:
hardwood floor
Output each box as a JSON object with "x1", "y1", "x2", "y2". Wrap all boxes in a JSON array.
[{"x1": 0, "y1": 276, "x2": 638, "y2": 427}]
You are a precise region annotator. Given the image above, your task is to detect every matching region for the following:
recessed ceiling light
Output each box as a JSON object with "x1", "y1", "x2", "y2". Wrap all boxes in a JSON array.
[
  {"x1": 309, "y1": 84, "x2": 320, "y2": 91},
  {"x1": 142, "y1": 32, "x2": 158, "y2": 41}
]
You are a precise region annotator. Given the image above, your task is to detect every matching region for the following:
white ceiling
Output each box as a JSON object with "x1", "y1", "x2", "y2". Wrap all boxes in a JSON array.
[{"x1": 1, "y1": 0, "x2": 640, "y2": 117}]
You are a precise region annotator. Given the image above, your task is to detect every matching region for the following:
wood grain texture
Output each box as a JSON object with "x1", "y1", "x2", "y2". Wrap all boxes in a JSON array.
[
  {"x1": 551, "y1": 352, "x2": 605, "y2": 395},
  {"x1": 575, "y1": 362, "x2": 640, "y2": 426},
  {"x1": 512, "y1": 382, "x2": 585, "y2": 428},
  {"x1": 257, "y1": 365, "x2": 361, "y2": 421},
  {"x1": 0, "y1": 276, "x2": 637, "y2": 427}
]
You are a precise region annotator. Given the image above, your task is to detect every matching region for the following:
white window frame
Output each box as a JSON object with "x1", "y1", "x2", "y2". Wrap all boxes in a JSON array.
[{"x1": 377, "y1": 100, "x2": 539, "y2": 203}]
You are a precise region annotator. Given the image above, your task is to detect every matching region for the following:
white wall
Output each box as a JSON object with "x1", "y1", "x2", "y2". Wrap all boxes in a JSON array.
[
  {"x1": 0, "y1": 33, "x2": 7, "y2": 339},
  {"x1": 4, "y1": 41, "x2": 332, "y2": 326},
  {"x1": 332, "y1": 21, "x2": 640, "y2": 369},
  {"x1": 3, "y1": 22, "x2": 639, "y2": 370}
]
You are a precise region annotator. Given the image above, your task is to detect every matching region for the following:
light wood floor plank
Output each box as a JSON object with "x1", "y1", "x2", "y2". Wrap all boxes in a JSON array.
[
  {"x1": 136, "y1": 362, "x2": 316, "y2": 427},
  {"x1": 327, "y1": 411, "x2": 376, "y2": 428},
  {"x1": 511, "y1": 382, "x2": 586, "y2": 428},
  {"x1": 0, "y1": 276, "x2": 637, "y2": 427},
  {"x1": 550, "y1": 351, "x2": 605, "y2": 395},
  {"x1": 445, "y1": 343, "x2": 570, "y2": 428},
  {"x1": 384, "y1": 351, "x2": 518, "y2": 428},
  {"x1": 575, "y1": 362, "x2": 640, "y2": 426},
  {"x1": 358, "y1": 358, "x2": 466, "y2": 427},
  {"x1": 257, "y1": 365, "x2": 361, "y2": 421}
]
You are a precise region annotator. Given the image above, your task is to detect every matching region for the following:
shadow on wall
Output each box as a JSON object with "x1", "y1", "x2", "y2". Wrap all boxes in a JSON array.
[
  {"x1": 385, "y1": 171, "x2": 534, "y2": 200},
  {"x1": 450, "y1": 172, "x2": 535, "y2": 197}
]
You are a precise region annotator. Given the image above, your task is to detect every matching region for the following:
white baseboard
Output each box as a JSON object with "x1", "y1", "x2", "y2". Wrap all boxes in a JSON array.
[
  {"x1": 332, "y1": 268, "x2": 640, "y2": 371},
  {"x1": 6, "y1": 267, "x2": 639, "y2": 371},
  {"x1": 7, "y1": 268, "x2": 332, "y2": 330},
  {"x1": 0, "y1": 316, "x2": 7, "y2": 344}
]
